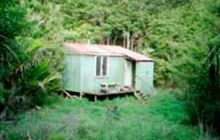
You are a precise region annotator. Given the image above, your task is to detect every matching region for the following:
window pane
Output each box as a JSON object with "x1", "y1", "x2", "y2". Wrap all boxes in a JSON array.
[
  {"x1": 102, "y1": 56, "x2": 108, "y2": 76},
  {"x1": 96, "y1": 56, "x2": 101, "y2": 76}
]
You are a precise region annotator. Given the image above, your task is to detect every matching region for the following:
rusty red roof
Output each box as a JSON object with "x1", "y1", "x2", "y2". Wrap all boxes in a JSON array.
[
  {"x1": 64, "y1": 43, "x2": 153, "y2": 62},
  {"x1": 65, "y1": 43, "x2": 122, "y2": 56}
]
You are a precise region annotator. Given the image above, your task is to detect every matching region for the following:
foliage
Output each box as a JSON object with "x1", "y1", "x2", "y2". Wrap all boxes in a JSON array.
[
  {"x1": 1, "y1": 0, "x2": 220, "y2": 137},
  {"x1": 1, "y1": 92, "x2": 214, "y2": 140},
  {"x1": 169, "y1": 0, "x2": 220, "y2": 135},
  {"x1": 8, "y1": 0, "x2": 217, "y2": 87},
  {"x1": 0, "y1": 0, "x2": 63, "y2": 119},
  {"x1": 19, "y1": 0, "x2": 204, "y2": 86}
]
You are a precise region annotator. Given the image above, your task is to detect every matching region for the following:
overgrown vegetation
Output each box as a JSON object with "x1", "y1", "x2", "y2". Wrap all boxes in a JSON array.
[
  {"x1": 0, "y1": 0, "x2": 62, "y2": 119},
  {"x1": 171, "y1": 0, "x2": 220, "y2": 134},
  {"x1": 0, "y1": 0, "x2": 219, "y2": 138},
  {"x1": 1, "y1": 91, "x2": 214, "y2": 140}
]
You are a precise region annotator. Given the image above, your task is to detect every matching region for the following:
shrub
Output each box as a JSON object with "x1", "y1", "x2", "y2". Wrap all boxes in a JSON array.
[{"x1": 0, "y1": 0, "x2": 63, "y2": 119}]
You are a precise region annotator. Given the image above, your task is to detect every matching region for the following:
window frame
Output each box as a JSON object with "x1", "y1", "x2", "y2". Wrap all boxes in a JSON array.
[{"x1": 95, "y1": 55, "x2": 109, "y2": 77}]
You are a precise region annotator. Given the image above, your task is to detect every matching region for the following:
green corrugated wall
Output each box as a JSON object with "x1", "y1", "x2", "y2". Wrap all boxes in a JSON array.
[
  {"x1": 62, "y1": 54, "x2": 81, "y2": 91},
  {"x1": 135, "y1": 62, "x2": 154, "y2": 94},
  {"x1": 63, "y1": 54, "x2": 125, "y2": 93},
  {"x1": 80, "y1": 55, "x2": 125, "y2": 92},
  {"x1": 62, "y1": 53, "x2": 154, "y2": 94}
]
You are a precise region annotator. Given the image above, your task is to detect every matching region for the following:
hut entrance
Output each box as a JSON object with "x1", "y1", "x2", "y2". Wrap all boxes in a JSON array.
[
  {"x1": 124, "y1": 60, "x2": 132, "y2": 86},
  {"x1": 124, "y1": 60, "x2": 136, "y2": 88}
]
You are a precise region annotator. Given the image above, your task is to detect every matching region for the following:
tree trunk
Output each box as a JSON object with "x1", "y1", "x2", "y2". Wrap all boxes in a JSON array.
[{"x1": 126, "y1": 32, "x2": 130, "y2": 49}]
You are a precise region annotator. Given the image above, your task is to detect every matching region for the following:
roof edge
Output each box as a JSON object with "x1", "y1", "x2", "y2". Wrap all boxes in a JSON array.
[{"x1": 64, "y1": 42, "x2": 154, "y2": 61}]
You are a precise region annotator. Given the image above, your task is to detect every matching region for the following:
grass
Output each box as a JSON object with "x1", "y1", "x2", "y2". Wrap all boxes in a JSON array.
[{"x1": 0, "y1": 90, "x2": 214, "y2": 140}]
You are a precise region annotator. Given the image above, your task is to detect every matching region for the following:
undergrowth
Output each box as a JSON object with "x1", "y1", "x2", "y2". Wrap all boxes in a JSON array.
[{"x1": 0, "y1": 90, "x2": 214, "y2": 140}]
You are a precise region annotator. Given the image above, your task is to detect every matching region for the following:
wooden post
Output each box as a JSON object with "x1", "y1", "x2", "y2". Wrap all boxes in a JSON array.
[
  {"x1": 80, "y1": 92, "x2": 84, "y2": 99},
  {"x1": 94, "y1": 96, "x2": 97, "y2": 102}
]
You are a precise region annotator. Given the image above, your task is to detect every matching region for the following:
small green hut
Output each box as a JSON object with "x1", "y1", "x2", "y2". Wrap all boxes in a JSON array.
[{"x1": 63, "y1": 43, "x2": 154, "y2": 96}]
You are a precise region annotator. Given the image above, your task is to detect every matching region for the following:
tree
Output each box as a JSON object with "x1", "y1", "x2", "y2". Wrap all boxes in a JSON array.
[
  {"x1": 171, "y1": 0, "x2": 220, "y2": 134},
  {"x1": 0, "y1": 0, "x2": 62, "y2": 119}
]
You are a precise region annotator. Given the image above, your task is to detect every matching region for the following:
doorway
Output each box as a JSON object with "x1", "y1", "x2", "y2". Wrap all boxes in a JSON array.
[
  {"x1": 124, "y1": 60, "x2": 132, "y2": 86},
  {"x1": 124, "y1": 60, "x2": 136, "y2": 87}
]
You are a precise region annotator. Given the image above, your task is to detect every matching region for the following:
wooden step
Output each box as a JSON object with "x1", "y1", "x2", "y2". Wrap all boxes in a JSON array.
[{"x1": 134, "y1": 91, "x2": 148, "y2": 103}]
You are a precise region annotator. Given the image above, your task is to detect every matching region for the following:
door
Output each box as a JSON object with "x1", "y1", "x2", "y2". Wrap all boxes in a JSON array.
[{"x1": 124, "y1": 60, "x2": 132, "y2": 86}]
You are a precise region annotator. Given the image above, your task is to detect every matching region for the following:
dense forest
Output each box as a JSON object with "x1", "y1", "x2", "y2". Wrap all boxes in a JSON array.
[{"x1": 0, "y1": 0, "x2": 219, "y2": 139}]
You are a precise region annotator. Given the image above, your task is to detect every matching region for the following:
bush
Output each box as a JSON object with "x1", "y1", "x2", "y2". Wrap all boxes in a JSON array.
[
  {"x1": 0, "y1": 0, "x2": 63, "y2": 119},
  {"x1": 2, "y1": 92, "x2": 211, "y2": 140},
  {"x1": 170, "y1": 0, "x2": 220, "y2": 135}
]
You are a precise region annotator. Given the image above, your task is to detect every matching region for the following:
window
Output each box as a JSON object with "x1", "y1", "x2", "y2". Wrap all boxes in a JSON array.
[
  {"x1": 96, "y1": 56, "x2": 101, "y2": 76},
  {"x1": 96, "y1": 56, "x2": 108, "y2": 76}
]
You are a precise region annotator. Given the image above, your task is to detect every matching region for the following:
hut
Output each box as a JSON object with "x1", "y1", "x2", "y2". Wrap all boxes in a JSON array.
[{"x1": 63, "y1": 43, "x2": 154, "y2": 98}]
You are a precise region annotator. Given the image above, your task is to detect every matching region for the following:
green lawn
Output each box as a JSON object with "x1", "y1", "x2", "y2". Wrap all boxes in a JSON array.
[{"x1": 1, "y1": 90, "x2": 212, "y2": 140}]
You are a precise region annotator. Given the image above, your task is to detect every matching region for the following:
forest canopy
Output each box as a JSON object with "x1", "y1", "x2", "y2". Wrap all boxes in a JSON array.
[{"x1": 0, "y1": 0, "x2": 219, "y2": 137}]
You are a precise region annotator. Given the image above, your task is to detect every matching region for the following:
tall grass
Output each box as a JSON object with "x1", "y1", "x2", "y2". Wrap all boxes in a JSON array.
[{"x1": 1, "y1": 90, "x2": 215, "y2": 140}]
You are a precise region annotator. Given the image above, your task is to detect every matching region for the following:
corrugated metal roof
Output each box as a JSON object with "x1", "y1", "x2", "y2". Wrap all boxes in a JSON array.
[
  {"x1": 64, "y1": 43, "x2": 153, "y2": 62},
  {"x1": 65, "y1": 43, "x2": 122, "y2": 56},
  {"x1": 98, "y1": 46, "x2": 154, "y2": 61}
]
